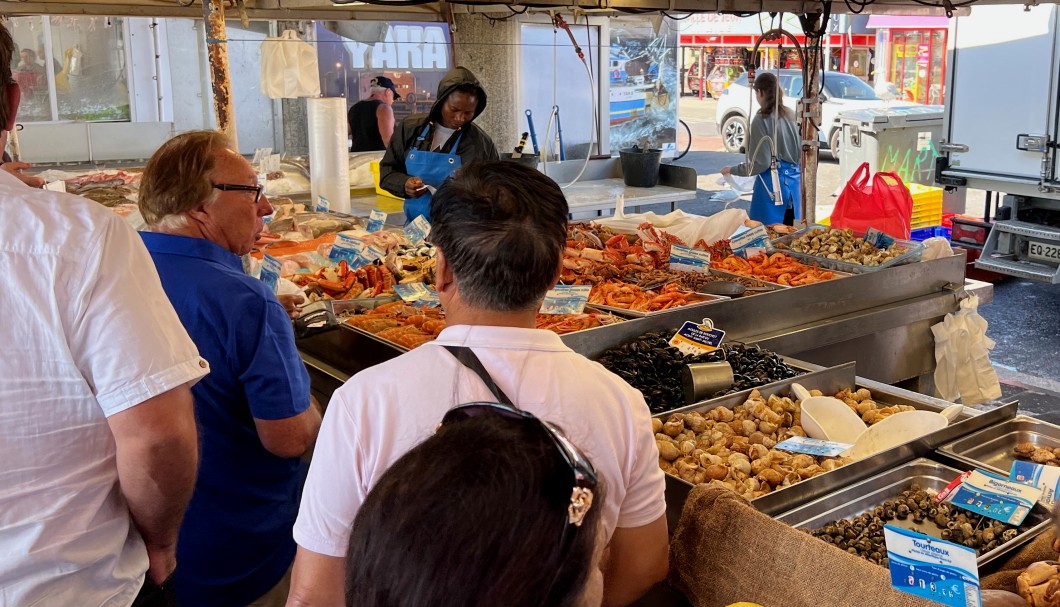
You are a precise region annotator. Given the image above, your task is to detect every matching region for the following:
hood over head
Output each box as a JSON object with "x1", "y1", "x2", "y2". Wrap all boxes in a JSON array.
[{"x1": 429, "y1": 66, "x2": 488, "y2": 124}]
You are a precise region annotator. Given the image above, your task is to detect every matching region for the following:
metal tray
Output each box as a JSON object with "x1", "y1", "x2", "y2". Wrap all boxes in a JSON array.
[
  {"x1": 771, "y1": 224, "x2": 925, "y2": 274},
  {"x1": 937, "y1": 415, "x2": 1060, "y2": 475},
  {"x1": 709, "y1": 264, "x2": 853, "y2": 287},
  {"x1": 657, "y1": 361, "x2": 1017, "y2": 527},
  {"x1": 340, "y1": 305, "x2": 629, "y2": 353},
  {"x1": 589, "y1": 292, "x2": 727, "y2": 318},
  {"x1": 774, "y1": 457, "x2": 1052, "y2": 568}
]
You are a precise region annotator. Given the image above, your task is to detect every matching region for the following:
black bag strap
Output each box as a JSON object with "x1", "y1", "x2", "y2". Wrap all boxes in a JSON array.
[{"x1": 443, "y1": 345, "x2": 515, "y2": 407}]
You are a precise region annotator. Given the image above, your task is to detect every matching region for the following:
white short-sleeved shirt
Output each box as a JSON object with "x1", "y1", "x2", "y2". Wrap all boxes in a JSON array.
[
  {"x1": 294, "y1": 324, "x2": 666, "y2": 557},
  {"x1": 0, "y1": 171, "x2": 209, "y2": 607}
]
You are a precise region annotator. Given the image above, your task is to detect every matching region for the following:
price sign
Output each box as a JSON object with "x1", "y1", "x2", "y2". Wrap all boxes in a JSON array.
[
  {"x1": 669, "y1": 245, "x2": 711, "y2": 274},
  {"x1": 315, "y1": 195, "x2": 331, "y2": 213},
  {"x1": 669, "y1": 318, "x2": 725, "y2": 356},
  {"x1": 404, "y1": 215, "x2": 431, "y2": 246},
  {"x1": 774, "y1": 436, "x2": 852, "y2": 457},
  {"x1": 260, "y1": 254, "x2": 282, "y2": 293},
  {"x1": 865, "y1": 227, "x2": 898, "y2": 249},
  {"x1": 884, "y1": 526, "x2": 981, "y2": 607},
  {"x1": 392, "y1": 282, "x2": 440, "y2": 308},
  {"x1": 540, "y1": 285, "x2": 592, "y2": 315},
  {"x1": 1009, "y1": 461, "x2": 1060, "y2": 509},
  {"x1": 939, "y1": 469, "x2": 1040, "y2": 526},
  {"x1": 730, "y1": 225, "x2": 771, "y2": 258},
  {"x1": 329, "y1": 234, "x2": 373, "y2": 270},
  {"x1": 366, "y1": 210, "x2": 387, "y2": 233}
]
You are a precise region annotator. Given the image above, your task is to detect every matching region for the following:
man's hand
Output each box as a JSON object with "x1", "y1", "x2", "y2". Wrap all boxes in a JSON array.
[
  {"x1": 719, "y1": 166, "x2": 732, "y2": 176},
  {"x1": 278, "y1": 293, "x2": 306, "y2": 320},
  {"x1": 145, "y1": 544, "x2": 178, "y2": 585},
  {"x1": 404, "y1": 177, "x2": 426, "y2": 198},
  {"x1": 2, "y1": 161, "x2": 45, "y2": 188}
]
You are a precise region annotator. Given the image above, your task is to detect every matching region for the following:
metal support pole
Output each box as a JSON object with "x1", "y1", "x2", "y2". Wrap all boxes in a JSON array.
[
  {"x1": 203, "y1": 0, "x2": 238, "y2": 147},
  {"x1": 801, "y1": 34, "x2": 824, "y2": 224}
]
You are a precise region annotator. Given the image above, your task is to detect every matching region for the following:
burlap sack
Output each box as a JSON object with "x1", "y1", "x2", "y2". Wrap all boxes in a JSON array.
[
  {"x1": 669, "y1": 485, "x2": 941, "y2": 607},
  {"x1": 981, "y1": 529, "x2": 1058, "y2": 592}
]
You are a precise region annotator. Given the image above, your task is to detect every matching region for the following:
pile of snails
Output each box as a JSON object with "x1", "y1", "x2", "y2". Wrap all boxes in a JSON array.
[{"x1": 804, "y1": 484, "x2": 1024, "y2": 567}]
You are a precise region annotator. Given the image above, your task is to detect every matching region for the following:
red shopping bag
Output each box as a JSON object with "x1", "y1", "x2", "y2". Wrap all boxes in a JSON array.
[{"x1": 830, "y1": 163, "x2": 913, "y2": 239}]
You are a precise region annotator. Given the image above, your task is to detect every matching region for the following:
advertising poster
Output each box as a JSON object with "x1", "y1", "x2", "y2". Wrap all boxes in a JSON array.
[{"x1": 609, "y1": 20, "x2": 678, "y2": 155}]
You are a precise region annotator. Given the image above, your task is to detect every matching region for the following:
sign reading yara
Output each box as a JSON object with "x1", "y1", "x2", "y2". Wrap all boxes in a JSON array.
[{"x1": 344, "y1": 24, "x2": 450, "y2": 70}]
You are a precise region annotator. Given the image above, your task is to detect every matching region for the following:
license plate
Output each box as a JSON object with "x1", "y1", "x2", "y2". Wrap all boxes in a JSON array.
[{"x1": 1028, "y1": 241, "x2": 1060, "y2": 264}]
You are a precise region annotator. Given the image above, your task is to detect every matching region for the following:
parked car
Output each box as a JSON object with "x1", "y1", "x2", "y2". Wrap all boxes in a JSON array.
[
  {"x1": 713, "y1": 69, "x2": 919, "y2": 155},
  {"x1": 688, "y1": 64, "x2": 745, "y2": 98}
]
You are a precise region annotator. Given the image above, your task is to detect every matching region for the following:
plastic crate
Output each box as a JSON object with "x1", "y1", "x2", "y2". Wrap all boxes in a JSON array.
[
  {"x1": 771, "y1": 224, "x2": 925, "y2": 273},
  {"x1": 909, "y1": 226, "x2": 952, "y2": 241},
  {"x1": 908, "y1": 183, "x2": 943, "y2": 229},
  {"x1": 371, "y1": 160, "x2": 402, "y2": 201}
]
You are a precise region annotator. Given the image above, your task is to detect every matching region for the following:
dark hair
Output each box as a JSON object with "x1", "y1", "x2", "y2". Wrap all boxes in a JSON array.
[
  {"x1": 451, "y1": 83, "x2": 480, "y2": 99},
  {"x1": 430, "y1": 161, "x2": 569, "y2": 311},
  {"x1": 345, "y1": 414, "x2": 602, "y2": 607},
  {"x1": 754, "y1": 72, "x2": 793, "y2": 120}
]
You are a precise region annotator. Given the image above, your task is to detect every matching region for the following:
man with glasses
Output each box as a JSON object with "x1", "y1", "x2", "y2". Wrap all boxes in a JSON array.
[
  {"x1": 288, "y1": 161, "x2": 668, "y2": 607},
  {"x1": 138, "y1": 130, "x2": 322, "y2": 607}
]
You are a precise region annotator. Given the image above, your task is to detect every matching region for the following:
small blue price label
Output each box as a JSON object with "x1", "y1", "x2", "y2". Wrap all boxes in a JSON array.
[
  {"x1": 669, "y1": 244, "x2": 711, "y2": 273},
  {"x1": 1009, "y1": 460, "x2": 1060, "y2": 509},
  {"x1": 540, "y1": 285, "x2": 592, "y2": 315},
  {"x1": 260, "y1": 254, "x2": 282, "y2": 293},
  {"x1": 669, "y1": 318, "x2": 725, "y2": 356},
  {"x1": 884, "y1": 525, "x2": 981, "y2": 607},
  {"x1": 392, "y1": 282, "x2": 440, "y2": 308},
  {"x1": 865, "y1": 227, "x2": 897, "y2": 249},
  {"x1": 366, "y1": 210, "x2": 387, "y2": 233},
  {"x1": 315, "y1": 195, "x2": 331, "y2": 213},
  {"x1": 404, "y1": 215, "x2": 431, "y2": 246},
  {"x1": 942, "y1": 469, "x2": 1040, "y2": 526},
  {"x1": 730, "y1": 225, "x2": 771, "y2": 259},
  {"x1": 774, "y1": 436, "x2": 852, "y2": 458},
  {"x1": 329, "y1": 234, "x2": 373, "y2": 270}
]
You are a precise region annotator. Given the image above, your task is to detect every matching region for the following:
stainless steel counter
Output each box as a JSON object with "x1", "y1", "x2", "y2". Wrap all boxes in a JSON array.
[{"x1": 560, "y1": 251, "x2": 991, "y2": 389}]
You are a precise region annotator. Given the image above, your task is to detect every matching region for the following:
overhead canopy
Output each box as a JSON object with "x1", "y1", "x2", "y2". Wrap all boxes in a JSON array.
[{"x1": 0, "y1": 0, "x2": 993, "y2": 19}]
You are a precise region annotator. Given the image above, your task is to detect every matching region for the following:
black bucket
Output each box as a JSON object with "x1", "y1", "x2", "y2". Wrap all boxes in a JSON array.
[
  {"x1": 501, "y1": 152, "x2": 540, "y2": 169},
  {"x1": 619, "y1": 146, "x2": 662, "y2": 188}
]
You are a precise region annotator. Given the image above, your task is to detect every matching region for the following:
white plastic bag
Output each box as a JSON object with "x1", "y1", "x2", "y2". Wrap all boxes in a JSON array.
[
  {"x1": 593, "y1": 208, "x2": 750, "y2": 247},
  {"x1": 920, "y1": 236, "x2": 955, "y2": 261},
  {"x1": 931, "y1": 295, "x2": 1002, "y2": 405},
  {"x1": 260, "y1": 30, "x2": 321, "y2": 99}
]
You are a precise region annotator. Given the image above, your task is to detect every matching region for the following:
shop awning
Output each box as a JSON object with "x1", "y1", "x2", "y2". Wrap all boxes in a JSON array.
[{"x1": 865, "y1": 15, "x2": 952, "y2": 28}]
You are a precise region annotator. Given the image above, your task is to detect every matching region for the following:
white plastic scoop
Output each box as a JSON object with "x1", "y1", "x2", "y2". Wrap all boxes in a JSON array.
[
  {"x1": 792, "y1": 383, "x2": 867, "y2": 444},
  {"x1": 841, "y1": 410, "x2": 949, "y2": 460}
]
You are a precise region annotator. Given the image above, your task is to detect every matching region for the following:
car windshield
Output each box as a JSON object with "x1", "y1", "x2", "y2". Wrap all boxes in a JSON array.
[{"x1": 823, "y1": 73, "x2": 880, "y2": 100}]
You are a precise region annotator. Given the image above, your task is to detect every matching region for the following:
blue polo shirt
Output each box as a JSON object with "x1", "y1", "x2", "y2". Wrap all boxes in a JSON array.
[{"x1": 141, "y1": 233, "x2": 310, "y2": 607}]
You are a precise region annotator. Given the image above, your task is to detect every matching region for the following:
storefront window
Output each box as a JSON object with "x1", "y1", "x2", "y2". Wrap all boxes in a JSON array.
[
  {"x1": 9, "y1": 16, "x2": 131, "y2": 122},
  {"x1": 889, "y1": 29, "x2": 946, "y2": 105}
]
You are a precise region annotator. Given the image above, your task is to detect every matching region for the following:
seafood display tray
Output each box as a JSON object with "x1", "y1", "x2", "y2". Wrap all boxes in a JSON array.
[
  {"x1": 657, "y1": 362, "x2": 1015, "y2": 525},
  {"x1": 709, "y1": 266, "x2": 853, "y2": 287},
  {"x1": 937, "y1": 415, "x2": 1060, "y2": 475},
  {"x1": 703, "y1": 270, "x2": 787, "y2": 294},
  {"x1": 589, "y1": 292, "x2": 726, "y2": 318},
  {"x1": 770, "y1": 224, "x2": 925, "y2": 275},
  {"x1": 338, "y1": 305, "x2": 627, "y2": 354},
  {"x1": 774, "y1": 457, "x2": 1051, "y2": 567}
]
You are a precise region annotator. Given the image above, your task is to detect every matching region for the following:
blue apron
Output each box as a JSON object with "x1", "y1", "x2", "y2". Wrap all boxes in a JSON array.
[
  {"x1": 749, "y1": 159, "x2": 801, "y2": 225},
  {"x1": 403, "y1": 125, "x2": 464, "y2": 224}
]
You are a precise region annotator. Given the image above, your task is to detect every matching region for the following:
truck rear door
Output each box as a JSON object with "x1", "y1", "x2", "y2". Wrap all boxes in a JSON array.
[{"x1": 944, "y1": 4, "x2": 1060, "y2": 189}]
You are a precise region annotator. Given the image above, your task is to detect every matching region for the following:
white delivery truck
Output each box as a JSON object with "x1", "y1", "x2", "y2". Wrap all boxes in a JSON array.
[{"x1": 937, "y1": 4, "x2": 1060, "y2": 283}]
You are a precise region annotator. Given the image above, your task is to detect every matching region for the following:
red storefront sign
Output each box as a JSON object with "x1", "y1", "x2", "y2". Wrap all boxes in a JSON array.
[{"x1": 679, "y1": 33, "x2": 875, "y2": 47}]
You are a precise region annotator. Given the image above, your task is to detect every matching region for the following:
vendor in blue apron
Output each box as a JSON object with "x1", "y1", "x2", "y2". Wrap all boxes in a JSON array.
[
  {"x1": 721, "y1": 72, "x2": 802, "y2": 226},
  {"x1": 378, "y1": 66, "x2": 500, "y2": 224}
]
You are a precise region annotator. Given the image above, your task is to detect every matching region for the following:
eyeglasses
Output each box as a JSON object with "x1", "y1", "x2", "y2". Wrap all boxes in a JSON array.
[
  {"x1": 439, "y1": 402, "x2": 597, "y2": 527},
  {"x1": 213, "y1": 183, "x2": 264, "y2": 204}
]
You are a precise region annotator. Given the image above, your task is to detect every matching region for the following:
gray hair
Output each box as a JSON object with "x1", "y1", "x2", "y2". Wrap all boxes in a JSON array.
[{"x1": 370, "y1": 85, "x2": 388, "y2": 96}]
